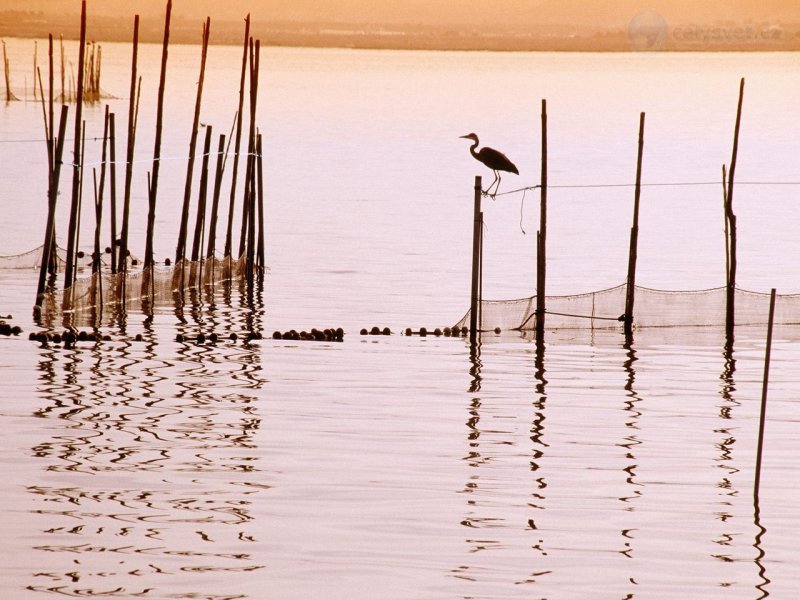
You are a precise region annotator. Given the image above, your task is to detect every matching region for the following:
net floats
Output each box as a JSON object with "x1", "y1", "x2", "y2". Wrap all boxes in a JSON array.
[
  {"x1": 360, "y1": 326, "x2": 391, "y2": 336},
  {"x1": 175, "y1": 331, "x2": 258, "y2": 344},
  {"x1": 403, "y1": 326, "x2": 470, "y2": 337},
  {"x1": 272, "y1": 327, "x2": 344, "y2": 342},
  {"x1": 0, "y1": 321, "x2": 22, "y2": 336}
]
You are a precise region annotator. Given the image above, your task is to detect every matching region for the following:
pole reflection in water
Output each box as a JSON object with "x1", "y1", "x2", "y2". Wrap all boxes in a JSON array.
[
  {"x1": 26, "y1": 285, "x2": 268, "y2": 598},
  {"x1": 521, "y1": 338, "x2": 549, "y2": 583},
  {"x1": 619, "y1": 338, "x2": 643, "y2": 567}
]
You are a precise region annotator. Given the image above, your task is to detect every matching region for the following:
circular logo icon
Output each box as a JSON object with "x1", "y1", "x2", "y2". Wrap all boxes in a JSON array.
[{"x1": 628, "y1": 10, "x2": 668, "y2": 50}]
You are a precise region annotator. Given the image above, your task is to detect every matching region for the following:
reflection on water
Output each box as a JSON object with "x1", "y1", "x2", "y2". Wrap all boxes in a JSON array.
[{"x1": 27, "y1": 287, "x2": 267, "y2": 598}]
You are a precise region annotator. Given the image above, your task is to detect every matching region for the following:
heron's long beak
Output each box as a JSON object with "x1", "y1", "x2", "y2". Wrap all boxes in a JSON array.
[{"x1": 459, "y1": 135, "x2": 470, "y2": 139}]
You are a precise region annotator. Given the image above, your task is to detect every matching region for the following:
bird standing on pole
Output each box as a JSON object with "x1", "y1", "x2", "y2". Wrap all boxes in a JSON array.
[{"x1": 460, "y1": 133, "x2": 519, "y2": 197}]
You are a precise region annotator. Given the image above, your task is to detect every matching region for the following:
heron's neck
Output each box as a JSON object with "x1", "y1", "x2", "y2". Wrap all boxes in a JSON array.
[{"x1": 468, "y1": 140, "x2": 479, "y2": 159}]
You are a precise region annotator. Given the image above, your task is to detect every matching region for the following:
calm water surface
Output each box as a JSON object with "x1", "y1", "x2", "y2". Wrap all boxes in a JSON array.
[{"x1": 1, "y1": 41, "x2": 800, "y2": 598}]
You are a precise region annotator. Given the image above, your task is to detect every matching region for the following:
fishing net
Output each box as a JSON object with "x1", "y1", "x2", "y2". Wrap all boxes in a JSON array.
[
  {"x1": 454, "y1": 284, "x2": 800, "y2": 331},
  {"x1": 35, "y1": 255, "x2": 252, "y2": 327},
  {"x1": 0, "y1": 244, "x2": 69, "y2": 269}
]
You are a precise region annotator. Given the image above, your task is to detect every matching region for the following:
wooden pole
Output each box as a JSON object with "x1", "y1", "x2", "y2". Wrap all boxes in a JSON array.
[
  {"x1": 754, "y1": 288, "x2": 776, "y2": 499},
  {"x1": 224, "y1": 14, "x2": 250, "y2": 259},
  {"x1": 108, "y1": 112, "x2": 118, "y2": 273},
  {"x1": 92, "y1": 168, "x2": 102, "y2": 274},
  {"x1": 96, "y1": 106, "x2": 109, "y2": 272},
  {"x1": 469, "y1": 175, "x2": 482, "y2": 344},
  {"x1": 256, "y1": 132, "x2": 265, "y2": 270},
  {"x1": 239, "y1": 37, "x2": 258, "y2": 260},
  {"x1": 191, "y1": 125, "x2": 213, "y2": 263},
  {"x1": 624, "y1": 112, "x2": 645, "y2": 340},
  {"x1": 176, "y1": 17, "x2": 211, "y2": 265},
  {"x1": 536, "y1": 98, "x2": 548, "y2": 343},
  {"x1": 206, "y1": 134, "x2": 226, "y2": 260},
  {"x1": 59, "y1": 35, "x2": 64, "y2": 102},
  {"x1": 64, "y1": 0, "x2": 87, "y2": 288},
  {"x1": 119, "y1": 14, "x2": 139, "y2": 274},
  {"x1": 144, "y1": 0, "x2": 172, "y2": 271},
  {"x1": 726, "y1": 78, "x2": 744, "y2": 338},
  {"x1": 35, "y1": 104, "x2": 69, "y2": 306}
]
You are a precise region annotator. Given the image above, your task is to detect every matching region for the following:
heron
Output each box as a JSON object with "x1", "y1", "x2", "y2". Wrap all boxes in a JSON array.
[{"x1": 460, "y1": 133, "x2": 519, "y2": 197}]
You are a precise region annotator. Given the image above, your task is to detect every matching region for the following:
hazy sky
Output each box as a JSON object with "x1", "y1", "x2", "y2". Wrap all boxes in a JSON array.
[{"x1": 5, "y1": 0, "x2": 800, "y2": 27}]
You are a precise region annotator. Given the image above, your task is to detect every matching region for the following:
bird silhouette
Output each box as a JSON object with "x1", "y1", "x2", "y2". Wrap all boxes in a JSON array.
[{"x1": 460, "y1": 133, "x2": 519, "y2": 197}]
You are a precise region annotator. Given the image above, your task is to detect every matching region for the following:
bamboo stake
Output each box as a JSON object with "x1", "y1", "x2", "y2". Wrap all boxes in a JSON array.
[
  {"x1": 64, "y1": 0, "x2": 87, "y2": 288},
  {"x1": 725, "y1": 78, "x2": 745, "y2": 338},
  {"x1": 48, "y1": 35, "x2": 54, "y2": 169},
  {"x1": 176, "y1": 17, "x2": 211, "y2": 265},
  {"x1": 191, "y1": 125, "x2": 213, "y2": 263},
  {"x1": 35, "y1": 105, "x2": 69, "y2": 307},
  {"x1": 92, "y1": 168, "x2": 103, "y2": 274},
  {"x1": 624, "y1": 112, "x2": 645, "y2": 340},
  {"x1": 206, "y1": 134, "x2": 226, "y2": 260},
  {"x1": 119, "y1": 15, "x2": 139, "y2": 274},
  {"x1": 144, "y1": 0, "x2": 172, "y2": 271},
  {"x1": 241, "y1": 39, "x2": 260, "y2": 266},
  {"x1": 722, "y1": 164, "x2": 729, "y2": 286},
  {"x1": 60, "y1": 35, "x2": 64, "y2": 102},
  {"x1": 536, "y1": 98, "x2": 548, "y2": 343},
  {"x1": 108, "y1": 112, "x2": 118, "y2": 273},
  {"x1": 97, "y1": 105, "x2": 110, "y2": 272},
  {"x1": 256, "y1": 132, "x2": 265, "y2": 270},
  {"x1": 224, "y1": 14, "x2": 251, "y2": 259},
  {"x1": 754, "y1": 288, "x2": 776, "y2": 500},
  {"x1": 469, "y1": 175, "x2": 482, "y2": 344}
]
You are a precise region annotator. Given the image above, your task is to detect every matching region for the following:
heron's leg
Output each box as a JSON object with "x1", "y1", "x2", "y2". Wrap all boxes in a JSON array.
[{"x1": 487, "y1": 171, "x2": 499, "y2": 197}]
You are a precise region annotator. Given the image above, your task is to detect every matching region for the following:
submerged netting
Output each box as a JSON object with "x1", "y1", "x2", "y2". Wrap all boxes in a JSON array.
[
  {"x1": 35, "y1": 255, "x2": 252, "y2": 325},
  {"x1": 454, "y1": 284, "x2": 800, "y2": 331}
]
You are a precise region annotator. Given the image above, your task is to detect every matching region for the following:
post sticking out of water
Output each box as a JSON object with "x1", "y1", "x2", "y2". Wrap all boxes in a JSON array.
[
  {"x1": 624, "y1": 112, "x2": 645, "y2": 340},
  {"x1": 536, "y1": 99, "x2": 548, "y2": 343},
  {"x1": 176, "y1": 17, "x2": 210, "y2": 266},
  {"x1": 35, "y1": 105, "x2": 69, "y2": 307},
  {"x1": 108, "y1": 112, "x2": 118, "y2": 273},
  {"x1": 725, "y1": 78, "x2": 744, "y2": 339},
  {"x1": 119, "y1": 14, "x2": 140, "y2": 275},
  {"x1": 470, "y1": 175, "x2": 482, "y2": 344},
  {"x1": 256, "y1": 132, "x2": 265, "y2": 270},
  {"x1": 64, "y1": 0, "x2": 87, "y2": 289},
  {"x1": 754, "y1": 288, "x2": 776, "y2": 500},
  {"x1": 224, "y1": 14, "x2": 251, "y2": 259},
  {"x1": 191, "y1": 125, "x2": 213, "y2": 263},
  {"x1": 144, "y1": 0, "x2": 172, "y2": 272},
  {"x1": 206, "y1": 134, "x2": 226, "y2": 260}
]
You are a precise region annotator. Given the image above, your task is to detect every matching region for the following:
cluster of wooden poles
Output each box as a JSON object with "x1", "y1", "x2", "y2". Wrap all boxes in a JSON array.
[
  {"x1": 33, "y1": 0, "x2": 267, "y2": 313},
  {"x1": 469, "y1": 81, "x2": 747, "y2": 347},
  {"x1": 2, "y1": 35, "x2": 100, "y2": 103}
]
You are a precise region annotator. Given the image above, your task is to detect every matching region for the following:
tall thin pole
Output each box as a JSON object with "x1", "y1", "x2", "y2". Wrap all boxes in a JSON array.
[
  {"x1": 119, "y1": 14, "x2": 139, "y2": 274},
  {"x1": 191, "y1": 125, "x2": 213, "y2": 263},
  {"x1": 96, "y1": 105, "x2": 110, "y2": 272},
  {"x1": 176, "y1": 17, "x2": 211, "y2": 265},
  {"x1": 36, "y1": 105, "x2": 69, "y2": 306},
  {"x1": 624, "y1": 112, "x2": 645, "y2": 340},
  {"x1": 536, "y1": 98, "x2": 548, "y2": 343},
  {"x1": 206, "y1": 134, "x2": 226, "y2": 260},
  {"x1": 108, "y1": 112, "x2": 118, "y2": 273},
  {"x1": 256, "y1": 132, "x2": 265, "y2": 269},
  {"x1": 726, "y1": 78, "x2": 745, "y2": 338},
  {"x1": 469, "y1": 175, "x2": 482, "y2": 344},
  {"x1": 224, "y1": 14, "x2": 251, "y2": 259},
  {"x1": 754, "y1": 288, "x2": 776, "y2": 499},
  {"x1": 144, "y1": 0, "x2": 172, "y2": 271},
  {"x1": 64, "y1": 0, "x2": 87, "y2": 288}
]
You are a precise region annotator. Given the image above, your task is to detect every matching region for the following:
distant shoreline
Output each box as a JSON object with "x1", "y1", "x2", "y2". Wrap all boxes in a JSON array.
[{"x1": 2, "y1": 12, "x2": 799, "y2": 52}]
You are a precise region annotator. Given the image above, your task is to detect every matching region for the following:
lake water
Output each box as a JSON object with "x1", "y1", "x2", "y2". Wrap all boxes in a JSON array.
[{"x1": 2, "y1": 38, "x2": 800, "y2": 598}]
